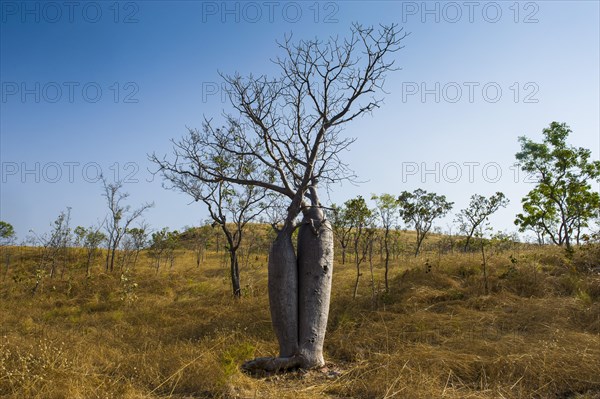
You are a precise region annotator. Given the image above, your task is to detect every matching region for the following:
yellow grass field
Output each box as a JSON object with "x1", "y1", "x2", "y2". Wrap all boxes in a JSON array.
[{"x1": 1, "y1": 240, "x2": 599, "y2": 399}]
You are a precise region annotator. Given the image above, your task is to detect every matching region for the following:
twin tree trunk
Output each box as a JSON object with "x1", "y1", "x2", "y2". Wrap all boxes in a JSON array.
[{"x1": 249, "y1": 206, "x2": 333, "y2": 371}]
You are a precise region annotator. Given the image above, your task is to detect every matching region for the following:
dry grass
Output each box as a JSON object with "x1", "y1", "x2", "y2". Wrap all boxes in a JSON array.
[{"x1": 0, "y1": 242, "x2": 599, "y2": 398}]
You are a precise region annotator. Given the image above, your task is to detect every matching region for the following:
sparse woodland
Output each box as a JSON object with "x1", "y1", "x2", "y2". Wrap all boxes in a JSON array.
[{"x1": 2, "y1": 23, "x2": 599, "y2": 399}]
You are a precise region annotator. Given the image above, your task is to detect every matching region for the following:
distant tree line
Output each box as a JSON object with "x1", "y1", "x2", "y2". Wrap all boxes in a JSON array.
[{"x1": 1, "y1": 121, "x2": 599, "y2": 299}]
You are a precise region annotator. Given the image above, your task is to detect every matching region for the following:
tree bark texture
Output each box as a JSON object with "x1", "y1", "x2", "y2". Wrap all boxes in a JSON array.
[
  {"x1": 246, "y1": 207, "x2": 334, "y2": 372},
  {"x1": 297, "y1": 208, "x2": 333, "y2": 367}
]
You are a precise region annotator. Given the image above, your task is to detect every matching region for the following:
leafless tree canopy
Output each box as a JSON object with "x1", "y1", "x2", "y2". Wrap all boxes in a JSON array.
[
  {"x1": 102, "y1": 177, "x2": 153, "y2": 272},
  {"x1": 152, "y1": 23, "x2": 407, "y2": 222}
]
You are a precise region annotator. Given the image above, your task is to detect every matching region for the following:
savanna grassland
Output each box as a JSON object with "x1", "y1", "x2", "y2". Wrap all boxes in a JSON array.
[{"x1": 1, "y1": 233, "x2": 599, "y2": 399}]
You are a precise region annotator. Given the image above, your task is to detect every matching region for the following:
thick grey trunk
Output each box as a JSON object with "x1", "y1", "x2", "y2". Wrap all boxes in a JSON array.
[
  {"x1": 297, "y1": 208, "x2": 333, "y2": 368},
  {"x1": 245, "y1": 207, "x2": 334, "y2": 372},
  {"x1": 267, "y1": 226, "x2": 298, "y2": 357}
]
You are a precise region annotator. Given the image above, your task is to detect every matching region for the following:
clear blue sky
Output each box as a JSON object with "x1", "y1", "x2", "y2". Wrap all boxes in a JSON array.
[{"x1": 1, "y1": 0, "x2": 599, "y2": 241}]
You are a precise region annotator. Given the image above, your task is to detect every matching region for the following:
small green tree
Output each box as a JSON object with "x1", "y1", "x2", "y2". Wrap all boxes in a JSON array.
[
  {"x1": 398, "y1": 189, "x2": 453, "y2": 257},
  {"x1": 515, "y1": 122, "x2": 600, "y2": 251},
  {"x1": 371, "y1": 193, "x2": 400, "y2": 291},
  {"x1": 186, "y1": 224, "x2": 212, "y2": 267},
  {"x1": 74, "y1": 225, "x2": 106, "y2": 276},
  {"x1": 343, "y1": 196, "x2": 374, "y2": 299},
  {"x1": 164, "y1": 230, "x2": 180, "y2": 271},
  {"x1": 0, "y1": 221, "x2": 16, "y2": 278},
  {"x1": 149, "y1": 228, "x2": 167, "y2": 273},
  {"x1": 329, "y1": 204, "x2": 353, "y2": 265},
  {"x1": 456, "y1": 192, "x2": 509, "y2": 251},
  {"x1": 123, "y1": 225, "x2": 149, "y2": 270},
  {"x1": 0, "y1": 221, "x2": 15, "y2": 245},
  {"x1": 149, "y1": 228, "x2": 180, "y2": 273}
]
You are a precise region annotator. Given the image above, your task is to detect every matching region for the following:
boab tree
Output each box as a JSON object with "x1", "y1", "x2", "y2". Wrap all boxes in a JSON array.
[{"x1": 152, "y1": 23, "x2": 406, "y2": 371}]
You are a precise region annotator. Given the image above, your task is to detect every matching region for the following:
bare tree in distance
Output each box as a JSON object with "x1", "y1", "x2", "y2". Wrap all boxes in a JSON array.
[
  {"x1": 181, "y1": 224, "x2": 212, "y2": 267},
  {"x1": 151, "y1": 23, "x2": 407, "y2": 371},
  {"x1": 102, "y1": 177, "x2": 153, "y2": 272},
  {"x1": 28, "y1": 208, "x2": 73, "y2": 293},
  {"x1": 159, "y1": 158, "x2": 269, "y2": 297},
  {"x1": 46, "y1": 208, "x2": 72, "y2": 279}
]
